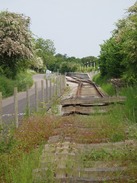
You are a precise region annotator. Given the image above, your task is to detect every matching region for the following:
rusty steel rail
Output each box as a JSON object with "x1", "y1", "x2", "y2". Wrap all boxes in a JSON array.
[
  {"x1": 61, "y1": 73, "x2": 126, "y2": 115},
  {"x1": 66, "y1": 75, "x2": 106, "y2": 98}
]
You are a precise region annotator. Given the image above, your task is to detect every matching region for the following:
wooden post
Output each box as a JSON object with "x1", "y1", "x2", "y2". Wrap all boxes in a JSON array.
[
  {"x1": 60, "y1": 75, "x2": 62, "y2": 95},
  {"x1": 63, "y1": 75, "x2": 66, "y2": 90},
  {"x1": 0, "y1": 92, "x2": 2, "y2": 127},
  {"x1": 55, "y1": 76, "x2": 58, "y2": 98},
  {"x1": 14, "y1": 87, "x2": 18, "y2": 128},
  {"x1": 26, "y1": 85, "x2": 30, "y2": 116},
  {"x1": 35, "y1": 82, "x2": 38, "y2": 112},
  {"x1": 57, "y1": 75, "x2": 59, "y2": 97},
  {"x1": 52, "y1": 79, "x2": 55, "y2": 98},
  {"x1": 49, "y1": 78, "x2": 52, "y2": 101},
  {"x1": 45, "y1": 79, "x2": 49, "y2": 103},
  {"x1": 41, "y1": 80, "x2": 45, "y2": 108},
  {"x1": 58, "y1": 75, "x2": 61, "y2": 97}
]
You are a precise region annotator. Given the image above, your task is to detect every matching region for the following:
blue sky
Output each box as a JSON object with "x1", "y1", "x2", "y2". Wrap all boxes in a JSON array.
[{"x1": 0, "y1": 0, "x2": 136, "y2": 58}]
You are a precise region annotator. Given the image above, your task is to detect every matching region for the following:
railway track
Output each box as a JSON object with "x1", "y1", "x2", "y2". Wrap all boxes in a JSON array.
[
  {"x1": 61, "y1": 73, "x2": 125, "y2": 115},
  {"x1": 33, "y1": 73, "x2": 130, "y2": 183}
]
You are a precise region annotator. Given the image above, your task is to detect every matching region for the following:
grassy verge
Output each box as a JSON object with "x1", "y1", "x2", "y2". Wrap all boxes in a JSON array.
[
  {"x1": 93, "y1": 73, "x2": 115, "y2": 96},
  {"x1": 0, "y1": 80, "x2": 137, "y2": 182},
  {"x1": 0, "y1": 114, "x2": 60, "y2": 183},
  {"x1": 0, "y1": 70, "x2": 34, "y2": 98}
]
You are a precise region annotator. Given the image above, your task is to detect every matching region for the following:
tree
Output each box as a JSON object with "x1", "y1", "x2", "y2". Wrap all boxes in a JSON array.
[
  {"x1": 99, "y1": 2, "x2": 137, "y2": 84},
  {"x1": 35, "y1": 38, "x2": 56, "y2": 70},
  {"x1": 0, "y1": 11, "x2": 33, "y2": 78},
  {"x1": 81, "y1": 56, "x2": 97, "y2": 67},
  {"x1": 113, "y1": 2, "x2": 137, "y2": 83},
  {"x1": 99, "y1": 38, "x2": 124, "y2": 78}
]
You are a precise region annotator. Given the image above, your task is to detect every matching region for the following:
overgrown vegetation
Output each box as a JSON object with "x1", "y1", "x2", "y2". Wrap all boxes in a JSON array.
[
  {"x1": 93, "y1": 73, "x2": 137, "y2": 124},
  {"x1": 0, "y1": 80, "x2": 137, "y2": 182},
  {"x1": 93, "y1": 73, "x2": 115, "y2": 96},
  {"x1": 0, "y1": 114, "x2": 60, "y2": 183},
  {"x1": 0, "y1": 71, "x2": 33, "y2": 98},
  {"x1": 1, "y1": 1, "x2": 137, "y2": 182},
  {"x1": 99, "y1": 2, "x2": 137, "y2": 85}
]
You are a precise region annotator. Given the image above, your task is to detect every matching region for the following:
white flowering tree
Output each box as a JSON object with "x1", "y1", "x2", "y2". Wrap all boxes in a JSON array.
[{"x1": 0, "y1": 11, "x2": 33, "y2": 78}]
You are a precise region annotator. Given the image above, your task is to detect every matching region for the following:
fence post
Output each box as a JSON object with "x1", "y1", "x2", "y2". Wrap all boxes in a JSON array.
[
  {"x1": 60, "y1": 74, "x2": 62, "y2": 96},
  {"x1": 49, "y1": 78, "x2": 52, "y2": 101},
  {"x1": 14, "y1": 87, "x2": 18, "y2": 128},
  {"x1": 35, "y1": 82, "x2": 38, "y2": 112},
  {"x1": 0, "y1": 92, "x2": 2, "y2": 127},
  {"x1": 41, "y1": 80, "x2": 45, "y2": 108},
  {"x1": 45, "y1": 79, "x2": 49, "y2": 103},
  {"x1": 55, "y1": 76, "x2": 58, "y2": 98},
  {"x1": 64, "y1": 74, "x2": 66, "y2": 90},
  {"x1": 26, "y1": 85, "x2": 30, "y2": 116}
]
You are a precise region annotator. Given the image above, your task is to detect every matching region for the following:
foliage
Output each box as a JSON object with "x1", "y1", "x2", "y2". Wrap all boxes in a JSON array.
[
  {"x1": 30, "y1": 55, "x2": 44, "y2": 72},
  {"x1": 99, "y1": 38, "x2": 124, "y2": 78},
  {"x1": 0, "y1": 71, "x2": 33, "y2": 97},
  {"x1": 0, "y1": 11, "x2": 33, "y2": 78},
  {"x1": 34, "y1": 38, "x2": 56, "y2": 71},
  {"x1": 93, "y1": 73, "x2": 115, "y2": 96},
  {"x1": 0, "y1": 114, "x2": 60, "y2": 182},
  {"x1": 53, "y1": 54, "x2": 97, "y2": 73},
  {"x1": 14, "y1": 115, "x2": 60, "y2": 152},
  {"x1": 15, "y1": 71, "x2": 33, "y2": 91},
  {"x1": 0, "y1": 75, "x2": 15, "y2": 97},
  {"x1": 99, "y1": 2, "x2": 137, "y2": 84},
  {"x1": 120, "y1": 86, "x2": 137, "y2": 123},
  {"x1": 81, "y1": 56, "x2": 98, "y2": 67}
]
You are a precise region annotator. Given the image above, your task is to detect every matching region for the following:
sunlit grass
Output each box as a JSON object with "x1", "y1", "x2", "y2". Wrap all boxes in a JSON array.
[
  {"x1": 0, "y1": 114, "x2": 61, "y2": 183},
  {"x1": 1, "y1": 84, "x2": 137, "y2": 182}
]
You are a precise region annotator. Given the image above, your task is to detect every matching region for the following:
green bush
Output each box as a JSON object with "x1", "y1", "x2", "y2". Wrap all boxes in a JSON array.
[
  {"x1": 0, "y1": 76, "x2": 15, "y2": 97},
  {"x1": 0, "y1": 71, "x2": 33, "y2": 98},
  {"x1": 15, "y1": 71, "x2": 33, "y2": 91}
]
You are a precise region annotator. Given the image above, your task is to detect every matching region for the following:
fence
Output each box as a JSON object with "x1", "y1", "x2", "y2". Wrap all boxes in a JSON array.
[{"x1": 0, "y1": 74, "x2": 66, "y2": 129}]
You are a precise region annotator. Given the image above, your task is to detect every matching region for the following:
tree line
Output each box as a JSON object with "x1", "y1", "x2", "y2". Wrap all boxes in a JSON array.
[
  {"x1": 99, "y1": 2, "x2": 137, "y2": 84},
  {"x1": 1, "y1": 2, "x2": 136, "y2": 83},
  {"x1": 0, "y1": 11, "x2": 97, "y2": 79}
]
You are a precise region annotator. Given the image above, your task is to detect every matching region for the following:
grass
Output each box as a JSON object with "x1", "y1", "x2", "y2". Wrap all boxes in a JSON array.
[
  {"x1": 52, "y1": 112, "x2": 127, "y2": 144},
  {"x1": 0, "y1": 71, "x2": 33, "y2": 98},
  {"x1": 93, "y1": 73, "x2": 115, "y2": 96},
  {"x1": 0, "y1": 114, "x2": 61, "y2": 183},
  {"x1": 0, "y1": 79, "x2": 137, "y2": 182}
]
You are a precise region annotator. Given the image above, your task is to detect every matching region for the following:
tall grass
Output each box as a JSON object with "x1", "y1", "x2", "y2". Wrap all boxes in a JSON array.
[
  {"x1": 93, "y1": 73, "x2": 115, "y2": 96},
  {"x1": 0, "y1": 71, "x2": 33, "y2": 98},
  {"x1": 15, "y1": 71, "x2": 33, "y2": 91},
  {"x1": 121, "y1": 86, "x2": 137, "y2": 123},
  {"x1": 93, "y1": 73, "x2": 137, "y2": 123},
  {"x1": 0, "y1": 114, "x2": 60, "y2": 183},
  {"x1": 0, "y1": 76, "x2": 15, "y2": 97}
]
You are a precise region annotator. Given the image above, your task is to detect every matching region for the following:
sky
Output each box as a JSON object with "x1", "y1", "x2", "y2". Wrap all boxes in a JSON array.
[{"x1": 0, "y1": 0, "x2": 136, "y2": 58}]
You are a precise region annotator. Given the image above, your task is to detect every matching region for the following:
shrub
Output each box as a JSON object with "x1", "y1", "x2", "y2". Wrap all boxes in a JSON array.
[
  {"x1": 0, "y1": 71, "x2": 33, "y2": 98},
  {"x1": 15, "y1": 71, "x2": 33, "y2": 91},
  {"x1": 0, "y1": 76, "x2": 15, "y2": 97}
]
